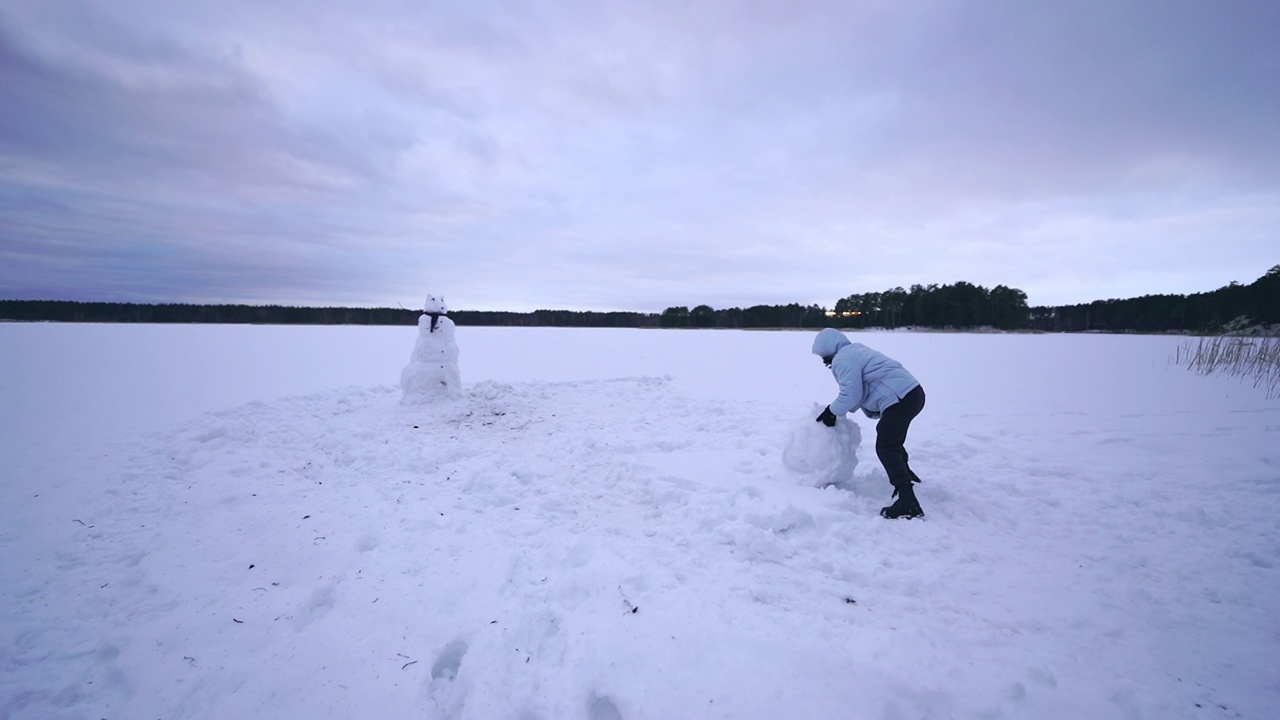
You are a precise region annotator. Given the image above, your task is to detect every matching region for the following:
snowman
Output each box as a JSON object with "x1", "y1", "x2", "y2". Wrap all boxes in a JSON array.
[{"x1": 400, "y1": 295, "x2": 464, "y2": 404}]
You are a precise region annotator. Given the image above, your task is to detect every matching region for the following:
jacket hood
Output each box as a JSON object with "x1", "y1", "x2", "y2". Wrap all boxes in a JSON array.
[{"x1": 811, "y1": 328, "x2": 851, "y2": 358}]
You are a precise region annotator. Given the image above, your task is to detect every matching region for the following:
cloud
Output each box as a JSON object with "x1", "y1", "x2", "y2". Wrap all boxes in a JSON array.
[{"x1": 1, "y1": 0, "x2": 1277, "y2": 310}]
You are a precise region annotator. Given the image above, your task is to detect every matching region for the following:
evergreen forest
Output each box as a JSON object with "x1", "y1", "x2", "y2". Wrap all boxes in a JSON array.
[{"x1": 2, "y1": 266, "x2": 1276, "y2": 334}]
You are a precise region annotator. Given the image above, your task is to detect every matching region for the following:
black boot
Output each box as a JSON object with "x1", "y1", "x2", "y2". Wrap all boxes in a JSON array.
[{"x1": 880, "y1": 482, "x2": 924, "y2": 520}]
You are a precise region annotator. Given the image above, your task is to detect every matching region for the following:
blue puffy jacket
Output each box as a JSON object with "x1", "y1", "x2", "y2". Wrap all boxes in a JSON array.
[{"x1": 812, "y1": 328, "x2": 920, "y2": 419}]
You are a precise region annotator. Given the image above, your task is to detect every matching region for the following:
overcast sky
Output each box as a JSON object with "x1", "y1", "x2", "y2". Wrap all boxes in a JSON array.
[{"x1": 1, "y1": 0, "x2": 1277, "y2": 311}]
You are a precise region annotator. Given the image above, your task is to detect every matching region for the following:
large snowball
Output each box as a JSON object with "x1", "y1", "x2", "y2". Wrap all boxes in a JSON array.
[{"x1": 782, "y1": 403, "x2": 861, "y2": 487}]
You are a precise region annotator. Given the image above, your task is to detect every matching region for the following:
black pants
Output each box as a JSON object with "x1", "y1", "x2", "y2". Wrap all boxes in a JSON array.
[{"x1": 875, "y1": 384, "x2": 925, "y2": 489}]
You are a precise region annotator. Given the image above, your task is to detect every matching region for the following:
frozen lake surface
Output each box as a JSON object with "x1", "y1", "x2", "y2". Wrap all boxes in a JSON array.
[{"x1": 2, "y1": 324, "x2": 1277, "y2": 719}]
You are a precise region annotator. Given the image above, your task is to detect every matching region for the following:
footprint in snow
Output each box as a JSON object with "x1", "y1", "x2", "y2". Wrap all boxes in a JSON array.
[
  {"x1": 590, "y1": 694, "x2": 623, "y2": 720},
  {"x1": 425, "y1": 639, "x2": 469, "y2": 720},
  {"x1": 355, "y1": 534, "x2": 380, "y2": 553},
  {"x1": 292, "y1": 584, "x2": 336, "y2": 632},
  {"x1": 431, "y1": 639, "x2": 468, "y2": 680}
]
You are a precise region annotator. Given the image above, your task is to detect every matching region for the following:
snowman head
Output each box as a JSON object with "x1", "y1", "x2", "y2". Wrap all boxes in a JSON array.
[{"x1": 423, "y1": 295, "x2": 448, "y2": 315}]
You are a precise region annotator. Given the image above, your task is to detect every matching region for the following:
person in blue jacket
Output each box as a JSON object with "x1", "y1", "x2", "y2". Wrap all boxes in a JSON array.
[{"x1": 812, "y1": 328, "x2": 926, "y2": 519}]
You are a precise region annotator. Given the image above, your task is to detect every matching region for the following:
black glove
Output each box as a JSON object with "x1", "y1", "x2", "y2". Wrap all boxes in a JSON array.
[{"x1": 816, "y1": 406, "x2": 837, "y2": 427}]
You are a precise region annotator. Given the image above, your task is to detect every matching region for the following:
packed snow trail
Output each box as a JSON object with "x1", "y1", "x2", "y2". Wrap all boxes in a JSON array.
[{"x1": 2, "y1": 326, "x2": 1277, "y2": 719}]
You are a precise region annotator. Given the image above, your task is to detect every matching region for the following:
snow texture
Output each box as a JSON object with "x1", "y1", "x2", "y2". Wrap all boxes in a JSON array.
[{"x1": 1, "y1": 325, "x2": 1278, "y2": 720}]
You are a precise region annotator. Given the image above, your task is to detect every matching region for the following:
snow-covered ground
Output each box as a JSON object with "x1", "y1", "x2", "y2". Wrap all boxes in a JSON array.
[{"x1": 2, "y1": 323, "x2": 1277, "y2": 720}]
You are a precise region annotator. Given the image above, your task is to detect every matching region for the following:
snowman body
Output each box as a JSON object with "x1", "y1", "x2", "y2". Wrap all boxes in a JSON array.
[{"x1": 400, "y1": 295, "x2": 464, "y2": 404}]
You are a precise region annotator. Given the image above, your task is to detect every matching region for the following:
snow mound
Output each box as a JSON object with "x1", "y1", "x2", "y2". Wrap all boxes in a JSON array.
[
  {"x1": 16, "y1": 376, "x2": 896, "y2": 718},
  {"x1": 781, "y1": 402, "x2": 861, "y2": 487}
]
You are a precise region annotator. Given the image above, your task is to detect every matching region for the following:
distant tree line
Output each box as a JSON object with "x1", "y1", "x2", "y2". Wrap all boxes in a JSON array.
[
  {"x1": 658, "y1": 282, "x2": 1028, "y2": 330},
  {"x1": 836, "y1": 282, "x2": 1029, "y2": 330},
  {"x1": 658, "y1": 303, "x2": 829, "y2": 329},
  {"x1": 0, "y1": 301, "x2": 419, "y2": 325},
  {"x1": 1027, "y1": 265, "x2": 1279, "y2": 333},
  {"x1": 657, "y1": 269, "x2": 1277, "y2": 333},
  {"x1": 450, "y1": 309, "x2": 659, "y2": 328},
  {"x1": 0, "y1": 301, "x2": 661, "y2": 328},
  {"x1": 2, "y1": 266, "x2": 1274, "y2": 332}
]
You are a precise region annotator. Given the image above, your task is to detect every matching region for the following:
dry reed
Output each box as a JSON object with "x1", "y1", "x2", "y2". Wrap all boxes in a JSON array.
[{"x1": 1174, "y1": 335, "x2": 1280, "y2": 397}]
